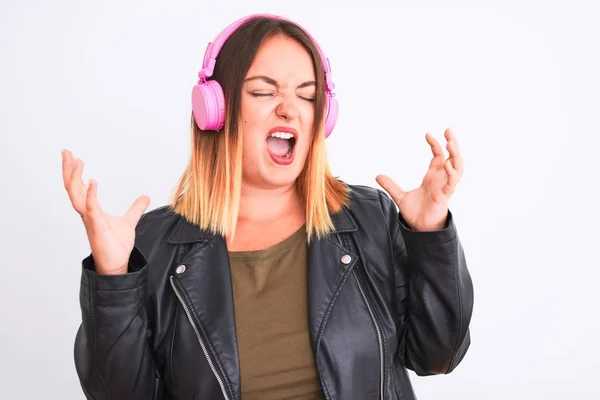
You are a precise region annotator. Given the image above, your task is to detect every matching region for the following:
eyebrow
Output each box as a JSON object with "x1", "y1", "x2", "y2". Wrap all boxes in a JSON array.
[{"x1": 244, "y1": 75, "x2": 316, "y2": 89}]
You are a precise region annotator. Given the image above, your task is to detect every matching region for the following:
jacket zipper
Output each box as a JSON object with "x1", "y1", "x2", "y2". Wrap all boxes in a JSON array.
[
  {"x1": 353, "y1": 270, "x2": 385, "y2": 399},
  {"x1": 169, "y1": 275, "x2": 231, "y2": 400}
]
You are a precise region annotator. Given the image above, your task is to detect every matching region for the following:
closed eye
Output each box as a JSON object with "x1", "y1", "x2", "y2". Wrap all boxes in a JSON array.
[
  {"x1": 250, "y1": 92, "x2": 314, "y2": 103},
  {"x1": 250, "y1": 92, "x2": 274, "y2": 97}
]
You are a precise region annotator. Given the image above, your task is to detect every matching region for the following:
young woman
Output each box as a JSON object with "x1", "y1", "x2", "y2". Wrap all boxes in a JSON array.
[{"x1": 63, "y1": 13, "x2": 474, "y2": 400}]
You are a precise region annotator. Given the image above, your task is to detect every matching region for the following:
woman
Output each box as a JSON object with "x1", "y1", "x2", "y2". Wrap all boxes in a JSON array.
[{"x1": 63, "y1": 13, "x2": 473, "y2": 400}]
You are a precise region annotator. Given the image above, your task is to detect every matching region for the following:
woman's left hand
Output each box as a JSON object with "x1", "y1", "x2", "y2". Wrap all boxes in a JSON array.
[{"x1": 376, "y1": 128, "x2": 464, "y2": 232}]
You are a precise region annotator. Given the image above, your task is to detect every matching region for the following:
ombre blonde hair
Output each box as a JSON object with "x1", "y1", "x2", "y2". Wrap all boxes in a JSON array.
[{"x1": 170, "y1": 16, "x2": 349, "y2": 240}]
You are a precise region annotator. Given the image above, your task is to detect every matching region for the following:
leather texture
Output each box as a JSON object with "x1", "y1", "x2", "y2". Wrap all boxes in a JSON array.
[{"x1": 74, "y1": 183, "x2": 474, "y2": 400}]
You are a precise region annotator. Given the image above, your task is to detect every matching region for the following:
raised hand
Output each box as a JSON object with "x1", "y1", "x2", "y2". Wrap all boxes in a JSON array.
[
  {"x1": 61, "y1": 149, "x2": 151, "y2": 275},
  {"x1": 376, "y1": 128, "x2": 464, "y2": 232}
]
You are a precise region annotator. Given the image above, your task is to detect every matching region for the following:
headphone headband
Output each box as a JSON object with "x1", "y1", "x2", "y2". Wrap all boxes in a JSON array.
[{"x1": 198, "y1": 13, "x2": 335, "y2": 93}]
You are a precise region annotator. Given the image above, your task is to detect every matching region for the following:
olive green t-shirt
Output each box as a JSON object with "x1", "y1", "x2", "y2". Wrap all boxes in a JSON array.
[{"x1": 228, "y1": 225, "x2": 325, "y2": 399}]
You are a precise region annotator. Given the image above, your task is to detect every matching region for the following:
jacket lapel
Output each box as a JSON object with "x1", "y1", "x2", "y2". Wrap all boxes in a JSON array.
[
  {"x1": 307, "y1": 207, "x2": 358, "y2": 346},
  {"x1": 307, "y1": 208, "x2": 359, "y2": 397},
  {"x1": 167, "y1": 219, "x2": 240, "y2": 400}
]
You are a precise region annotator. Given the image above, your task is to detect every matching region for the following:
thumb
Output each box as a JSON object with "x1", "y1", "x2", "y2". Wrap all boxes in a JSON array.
[
  {"x1": 124, "y1": 195, "x2": 151, "y2": 227},
  {"x1": 376, "y1": 174, "x2": 406, "y2": 206}
]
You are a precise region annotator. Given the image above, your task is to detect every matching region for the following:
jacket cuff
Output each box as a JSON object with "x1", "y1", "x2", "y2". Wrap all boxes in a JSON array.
[
  {"x1": 398, "y1": 210, "x2": 457, "y2": 246},
  {"x1": 81, "y1": 246, "x2": 148, "y2": 291}
]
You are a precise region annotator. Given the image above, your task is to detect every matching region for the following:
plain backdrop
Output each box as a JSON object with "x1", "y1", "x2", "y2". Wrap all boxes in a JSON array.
[{"x1": 1, "y1": 0, "x2": 599, "y2": 398}]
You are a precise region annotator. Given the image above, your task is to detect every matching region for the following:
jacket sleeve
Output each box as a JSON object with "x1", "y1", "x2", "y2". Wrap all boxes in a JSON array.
[
  {"x1": 74, "y1": 246, "x2": 164, "y2": 399},
  {"x1": 379, "y1": 191, "x2": 474, "y2": 376}
]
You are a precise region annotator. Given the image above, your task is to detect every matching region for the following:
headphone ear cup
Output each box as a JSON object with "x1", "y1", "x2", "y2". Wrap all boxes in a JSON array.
[
  {"x1": 192, "y1": 80, "x2": 226, "y2": 131},
  {"x1": 324, "y1": 95, "x2": 338, "y2": 138}
]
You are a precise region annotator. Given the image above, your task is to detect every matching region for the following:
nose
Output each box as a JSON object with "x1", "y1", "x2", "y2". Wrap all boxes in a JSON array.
[{"x1": 275, "y1": 95, "x2": 300, "y2": 121}]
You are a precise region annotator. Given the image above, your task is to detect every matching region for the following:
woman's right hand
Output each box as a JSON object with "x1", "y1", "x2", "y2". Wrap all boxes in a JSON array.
[{"x1": 61, "y1": 149, "x2": 151, "y2": 275}]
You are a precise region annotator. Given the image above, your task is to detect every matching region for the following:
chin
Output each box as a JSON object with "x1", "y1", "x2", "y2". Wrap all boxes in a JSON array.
[
  {"x1": 248, "y1": 155, "x2": 306, "y2": 189},
  {"x1": 261, "y1": 165, "x2": 304, "y2": 189}
]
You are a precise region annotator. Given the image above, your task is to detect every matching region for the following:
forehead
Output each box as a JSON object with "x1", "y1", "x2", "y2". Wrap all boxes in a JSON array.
[{"x1": 245, "y1": 34, "x2": 316, "y2": 84}]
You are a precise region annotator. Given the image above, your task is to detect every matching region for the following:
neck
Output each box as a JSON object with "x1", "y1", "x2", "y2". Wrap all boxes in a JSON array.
[
  {"x1": 225, "y1": 181, "x2": 306, "y2": 250},
  {"x1": 236, "y1": 181, "x2": 304, "y2": 224}
]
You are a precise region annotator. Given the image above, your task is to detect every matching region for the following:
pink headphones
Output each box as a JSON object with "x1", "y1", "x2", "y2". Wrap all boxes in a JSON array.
[{"x1": 191, "y1": 13, "x2": 339, "y2": 138}]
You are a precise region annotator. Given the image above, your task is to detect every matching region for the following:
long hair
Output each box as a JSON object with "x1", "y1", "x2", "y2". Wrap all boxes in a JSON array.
[{"x1": 171, "y1": 16, "x2": 349, "y2": 240}]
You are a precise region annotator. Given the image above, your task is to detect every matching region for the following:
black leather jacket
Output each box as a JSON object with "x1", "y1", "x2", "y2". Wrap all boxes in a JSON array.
[{"x1": 74, "y1": 184, "x2": 474, "y2": 399}]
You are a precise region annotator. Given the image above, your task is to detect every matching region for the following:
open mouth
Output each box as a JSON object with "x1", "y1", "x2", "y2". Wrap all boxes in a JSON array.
[{"x1": 266, "y1": 131, "x2": 297, "y2": 163}]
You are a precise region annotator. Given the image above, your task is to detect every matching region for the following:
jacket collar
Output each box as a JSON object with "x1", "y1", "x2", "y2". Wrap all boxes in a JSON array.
[{"x1": 167, "y1": 207, "x2": 358, "y2": 244}]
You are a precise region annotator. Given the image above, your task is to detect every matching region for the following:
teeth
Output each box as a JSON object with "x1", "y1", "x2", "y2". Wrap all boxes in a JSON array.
[{"x1": 269, "y1": 131, "x2": 294, "y2": 139}]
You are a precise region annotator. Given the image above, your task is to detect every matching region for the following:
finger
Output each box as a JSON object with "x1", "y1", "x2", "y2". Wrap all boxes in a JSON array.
[
  {"x1": 375, "y1": 174, "x2": 406, "y2": 205},
  {"x1": 442, "y1": 159, "x2": 460, "y2": 196},
  {"x1": 425, "y1": 132, "x2": 445, "y2": 159},
  {"x1": 444, "y1": 127, "x2": 458, "y2": 145},
  {"x1": 124, "y1": 195, "x2": 151, "y2": 227},
  {"x1": 62, "y1": 149, "x2": 78, "y2": 187},
  {"x1": 446, "y1": 140, "x2": 464, "y2": 173},
  {"x1": 85, "y1": 179, "x2": 104, "y2": 218},
  {"x1": 66, "y1": 159, "x2": 88, "y2": 213},
  {"x1": 61, "y1": 150, "x2": 71, "y2": 187}
]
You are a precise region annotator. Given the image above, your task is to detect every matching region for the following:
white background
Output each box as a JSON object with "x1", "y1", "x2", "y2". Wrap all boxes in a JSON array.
[{"x1": 1, "y1": 0, "x2": 599, "y2": 398}]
